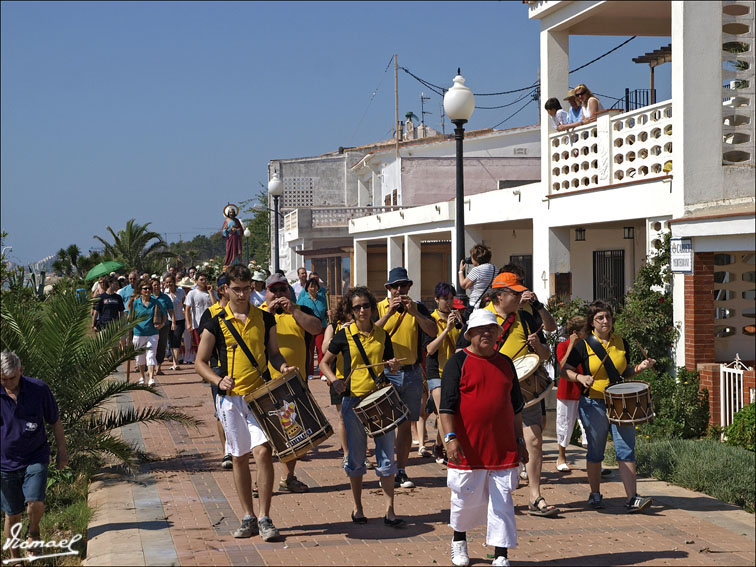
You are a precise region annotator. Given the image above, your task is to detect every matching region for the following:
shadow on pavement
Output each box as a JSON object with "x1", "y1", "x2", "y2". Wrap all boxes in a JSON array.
[
  {"x1": 88, "y1": 519, "x2": 174, "y2": 540},
  {"x1": 509, "y1": 549, "x2": 689, "y2": 565}
]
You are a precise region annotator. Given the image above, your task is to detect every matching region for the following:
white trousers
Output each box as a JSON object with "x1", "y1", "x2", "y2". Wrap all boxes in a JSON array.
[
  {"x1": 133, "y1": 334, "x2": 157, "y2": 367},
  {"x1": 556, "y1": 398, "x2": 587, "y2": 448},
  {"x1": 448, "y1": 467, "x2": 518, "y2": 548}
]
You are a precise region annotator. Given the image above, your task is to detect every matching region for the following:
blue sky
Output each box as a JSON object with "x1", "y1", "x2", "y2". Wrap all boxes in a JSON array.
[{"x1": 1, "y1": 1, "x2": 671, "y2": 266}]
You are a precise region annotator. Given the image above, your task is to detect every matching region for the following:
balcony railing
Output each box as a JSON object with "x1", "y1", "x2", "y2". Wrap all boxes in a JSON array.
[
  {"x1": 283, "y1": 206, "x2": 402, "y2": 241},
  {"x1": 549, "y1": 100, "x2": 673, "y2": 195}
]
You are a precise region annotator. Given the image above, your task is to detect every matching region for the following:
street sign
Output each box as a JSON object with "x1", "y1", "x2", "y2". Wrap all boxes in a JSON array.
[{"x1": 670, "y1": 237, "x2": 693, "y2": 274}]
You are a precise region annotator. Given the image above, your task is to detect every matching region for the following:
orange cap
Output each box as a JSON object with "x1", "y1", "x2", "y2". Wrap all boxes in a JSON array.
[{"x1": 492, "y1": 272, "x2": 528, "y2": 292}]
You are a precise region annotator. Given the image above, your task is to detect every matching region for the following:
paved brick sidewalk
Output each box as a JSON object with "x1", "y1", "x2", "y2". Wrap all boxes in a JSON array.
[{"x1": 85, "y1": 366, "x2": 755, "y2": 566}]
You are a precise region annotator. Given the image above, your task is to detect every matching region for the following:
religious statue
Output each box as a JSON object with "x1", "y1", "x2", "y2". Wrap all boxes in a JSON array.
[{"x1": 222, "y1": 203, "x2": 244, "y2": 270}]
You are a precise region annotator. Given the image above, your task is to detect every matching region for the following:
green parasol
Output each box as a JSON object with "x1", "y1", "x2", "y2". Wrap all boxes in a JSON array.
[{"x1": 85, "y1": 260, "x2": 125, "y2": 281}]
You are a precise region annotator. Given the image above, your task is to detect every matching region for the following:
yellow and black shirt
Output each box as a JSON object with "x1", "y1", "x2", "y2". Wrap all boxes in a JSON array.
[
  {"x1": 203, "y1": 304, "x2": 276, "y2": 396},
  {"x1": 327, "y1": 322, "x2": 395, "y2": 397},
  {"x1": 456, "y1": 303, "x2": 538, "y2": 360},
  {"x1": 376, "y1": 297, "x2": 432, "y2": 366},
  {"x1": 426, "y1": 309, "x2": 463, "y2": 380},
  {"x1": 260, "y1": 302, "x2": 316, "y2": 378},
  {"x1": 566, "y1": 332, "x2": 630, "y2": 399}
]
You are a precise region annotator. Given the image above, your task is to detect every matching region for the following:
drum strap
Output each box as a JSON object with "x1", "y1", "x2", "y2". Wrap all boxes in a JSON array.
[
  {"x1": 348, "y1": 327, "x2": 384, "y2": 395},
  {"x1": 493, "y1": 312, "x2": 517, "y2": 352},
  {"x1": 584, "y1": 335, "x2": 623, "y2": 385},
  {"x1": 387, "y1": 311, "x2": 407, "y2": 338},
  {"x1": 221, "y1": 317, "x2": 272, "y2": 383}
]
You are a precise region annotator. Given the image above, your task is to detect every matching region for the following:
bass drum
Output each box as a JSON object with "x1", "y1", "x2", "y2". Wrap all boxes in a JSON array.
[{"x1": 513, "y1": 354, "x2": 553, "y2": 408}]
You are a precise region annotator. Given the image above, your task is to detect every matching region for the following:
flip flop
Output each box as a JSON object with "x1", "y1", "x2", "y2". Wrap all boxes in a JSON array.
[
  {"x1": 383, "y1": 516, "x2": 406, "y2": 528},
  {"x1": 351, "y1": 512, "x2": 368, "y2": 524},
  {"x1": 556, "y1": 462, "x2": 570, "y2": 472},
  {"x1": 528, "y1": 496, "x2": 559, "y2": 517}
]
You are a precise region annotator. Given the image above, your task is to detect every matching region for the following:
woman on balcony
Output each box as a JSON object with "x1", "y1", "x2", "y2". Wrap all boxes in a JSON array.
[{"x1": 575, "y1": 84, "x2": 604, "y2": 124}]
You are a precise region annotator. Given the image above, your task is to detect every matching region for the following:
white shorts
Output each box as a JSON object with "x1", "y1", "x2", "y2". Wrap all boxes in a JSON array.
[
  {"x1": 447, "y1": 467, "x2": 518, "y2": 549},
  {"x1": 556, "y1": 398, "x2": 587, "y2": 448},
  {"x1": 216, "y1": 394, "x2": 269, "y2": 457},
  {"x1": 133, "y1": 334, "x2": 158, "y2": 366}
]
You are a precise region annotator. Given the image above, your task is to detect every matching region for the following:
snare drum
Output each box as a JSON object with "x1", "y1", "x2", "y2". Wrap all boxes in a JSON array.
[
  {"x1": 245, "y1": 369, "x2": 333, "y2": 462},
  {"x1": 353, "y1": 384, "x2": 409, "y2": 438},
  {"x1": 513, "y1": 354, "x2": 554, "y2": 408},
  {"x1": 604, "y1": 381, "x2": 655, "y2": 425}
]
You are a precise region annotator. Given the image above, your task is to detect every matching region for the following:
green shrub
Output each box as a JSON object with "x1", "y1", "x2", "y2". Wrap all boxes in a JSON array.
[
  {"x1": 637, "y1": 367, "x2": 709, "y2": 440},
  {"x1": 726, "y1": 403, "x2": 755, "y2": 452},
  {"x1": 604, "y1": 438, "x2": 755, "y2": 512}
]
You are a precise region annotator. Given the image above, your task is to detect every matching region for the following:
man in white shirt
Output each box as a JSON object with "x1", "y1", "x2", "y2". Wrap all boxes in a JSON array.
[
  {"x1": 185, "y1": 272, "x2": 218, "y2": 355},
  {"x1": 291, "y1": 267, "x2": 307, "y2": 298}
]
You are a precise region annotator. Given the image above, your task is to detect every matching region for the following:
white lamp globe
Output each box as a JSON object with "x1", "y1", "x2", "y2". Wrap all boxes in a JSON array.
[
  {"x1": 268, "y1": 173, "x2": 283, "y2": 197},
  {"x1": 443, "y1": 71, "x2": 475, "y2": 122}
]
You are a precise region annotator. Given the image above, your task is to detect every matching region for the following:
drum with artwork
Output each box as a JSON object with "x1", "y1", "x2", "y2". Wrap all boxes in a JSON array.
[
  {"x1": 245, "y1": 368, "x2": 332, "y2": 462},
  {"x1": 604, "y1": 380, "x2": 655, "y2": 425},
  {"x1": 353, "y1": 384, "x2": 409, "y2": 438},
  {"x1": 513, "y1": 353, "x2": 554, "y2": 408}
]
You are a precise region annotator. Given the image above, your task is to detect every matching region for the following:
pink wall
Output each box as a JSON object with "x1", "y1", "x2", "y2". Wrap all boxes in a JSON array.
[{"x1": 401, "y1": 157, "x2": 540, "y2": 206}]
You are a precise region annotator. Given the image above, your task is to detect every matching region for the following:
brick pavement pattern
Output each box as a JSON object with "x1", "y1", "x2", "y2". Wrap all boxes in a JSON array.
[{"x1": 85, "y1": 366, "x2": 755, "y2": 566}]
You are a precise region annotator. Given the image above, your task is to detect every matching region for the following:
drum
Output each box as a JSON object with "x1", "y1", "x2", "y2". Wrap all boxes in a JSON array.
[
  {"x1": 513, "y1": 354, "x2": 553, "y2": 408},
  {"x1": 604, "y1": 380, "x2": 655, "y2": 425},
  {"x1": 353, "y1": 384, "x2": 409, "y2": 438},
  {"x1": 245, "y1": 369, "x2": 333, "y2": 462}
]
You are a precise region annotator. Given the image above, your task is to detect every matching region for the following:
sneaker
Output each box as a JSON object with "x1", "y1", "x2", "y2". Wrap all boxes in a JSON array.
[
  {"x1": 451, "y1": 540, "x2": 470, "y2": 567},
  {"x1": 433, "y1": 444, "x2": 446, "y2": 465},
  {"x1": 519, "y1": 463, "x2": 528, "y2": 481},
  {"x1": 258, "y1": 516, "x2": 281, "y2": 542},
  {"x1": 625, "y1": 494, "x2": 652, "y2": 513},
  {"x1": 588, "y1": 492, "x2": 604, "y2": 509},
  {"x1": 492, "y1": 557, "x2": 511, "y2": 566},
  {"x1": 418, "y1": 446, "x2": 433, "y2": 458},
  {"x1": 221, "y1": 454, "x2": 233, "y2": 470},
  {"x1": 148, "y1": 378, "x2": 156, "y2": 386},
  {"x1": 601, "y1": 467, "x2": 612, "y2": 476},
  {"x1": 321, "y1": 375, "x2": 328, "y2": 381},
  {"x1": 394, "y1": 470, "x2": 415, "y2": 489},
  {"x1": 138, "y1": 378, "x2": 145, "y2": 385},
  {"x1": 232, "y1": 516, "x2": 258, "y2": 538},
  {"x1": 342, "y1": 455, "x2": 348, "y2": 467},
  {"x1": 307, "y1": 375, "x2": 315, "y2": 380},
  {"x1": 365, "y1": 459, "x2": 375, "y2": 470},
  {"x1": 278, "y1": 475, "x2": 309, "y2": 493}
]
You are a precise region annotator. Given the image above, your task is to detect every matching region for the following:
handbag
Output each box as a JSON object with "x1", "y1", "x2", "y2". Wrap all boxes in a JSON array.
[{"x1": 153, "y1": 301, "x2": 166, "y2": 329}]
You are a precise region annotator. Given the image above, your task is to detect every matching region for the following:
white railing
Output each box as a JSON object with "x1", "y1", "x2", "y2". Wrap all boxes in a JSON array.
[
  {"x1": 719, "y1": 354, "x2": 752, "y2": 428},
  {"x1": 548, "y1": 101, "x2": 673, "y2": 194},
  {"x1": 312, "y1": 206, "x2": 401, "y2": 228}
]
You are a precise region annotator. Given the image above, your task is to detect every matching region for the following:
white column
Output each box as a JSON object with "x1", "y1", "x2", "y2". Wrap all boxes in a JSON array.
[
  {"x1": 405, "y1": 234, "x2": 422, "y2": 301},
  {"x1": 540, "y1": 29, "x2": 570, "y2": 195},
  {"x1": 387, "y1": 234, "x2": 403, "y2": 269},
  {"x1": 354, "y1": 240, "x2": 368, "y2": 287}
]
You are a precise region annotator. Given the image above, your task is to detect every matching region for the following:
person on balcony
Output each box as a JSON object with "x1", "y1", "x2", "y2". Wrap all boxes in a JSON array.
[
  {"x1": 545, "y1": 98, "x2": 570, "y2": 131},
  {"x1": 559, "y1": 88, "x2": 584, "y2": 130},
  {"x1": 575, "y1": 84, "x2": 604, "y2": 125}
]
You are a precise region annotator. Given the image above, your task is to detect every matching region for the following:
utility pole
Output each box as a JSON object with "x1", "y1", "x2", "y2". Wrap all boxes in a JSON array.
[{"x1": 394, "y1": 54, "x2": 399, "y2": 158}]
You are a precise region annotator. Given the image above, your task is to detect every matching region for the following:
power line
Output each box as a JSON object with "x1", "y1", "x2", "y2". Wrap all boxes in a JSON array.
[
  {"x1": 350, "y1": 56, "x2": 395, "y2": 145},
  {"x1": 489, "y1": 98, "x2": 536, "y2": 129}
]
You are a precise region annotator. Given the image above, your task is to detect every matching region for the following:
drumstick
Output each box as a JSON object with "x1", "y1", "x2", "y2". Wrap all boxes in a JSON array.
[
  {"x1": 511, "y1": 324, "x2": 544, "y2": 359},
  {"x1": 226, "y1": 344, "x2": 237, "y2": 396},
  {"x1": 344, "y1": 358, "x2": 407, "y2": 383},
  {"x1": 632, "y1": 339, "x2": 649, "y2": 360},
  {"x1": 582, "y1": 352, "x2": 609, "y2": 396}
]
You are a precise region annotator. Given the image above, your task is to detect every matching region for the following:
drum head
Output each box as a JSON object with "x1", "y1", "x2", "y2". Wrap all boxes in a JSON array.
[
  {"x1": 357, "y1": 385, "x2": 392, "y2": 407},
  {"x1": 513, "y1": 354, "x2": 541, "y2": 381},
  {"x1": 606, "y1": 381, "x2": 649, "y2": 395}
]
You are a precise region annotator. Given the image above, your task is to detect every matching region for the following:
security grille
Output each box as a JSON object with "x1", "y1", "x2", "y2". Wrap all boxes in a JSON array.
[{"x1": 593, "y1": 250, "x2": 624, "y2": 302}]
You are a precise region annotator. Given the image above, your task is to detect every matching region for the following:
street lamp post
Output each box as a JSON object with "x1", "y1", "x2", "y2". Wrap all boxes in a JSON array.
[
  {"x1": 268, "y1": 173, "x2": 284, "y2": 273},
  {"x1": 243, "y1": 227, "x2": 251, "y2": 265},
  {"x1": 443, "y1": 69, "x2": 475, "y2": 299}
]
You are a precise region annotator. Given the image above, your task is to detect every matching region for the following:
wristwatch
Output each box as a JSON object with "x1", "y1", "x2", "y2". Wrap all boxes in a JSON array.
[{"x1": 444, "y1": 432, "x2": 457, "y2": 444}]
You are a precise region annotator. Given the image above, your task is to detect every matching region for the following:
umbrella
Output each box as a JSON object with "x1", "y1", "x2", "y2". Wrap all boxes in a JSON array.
[{"x1": 85, "y1": 260, "x2": 125, "y2": 281}]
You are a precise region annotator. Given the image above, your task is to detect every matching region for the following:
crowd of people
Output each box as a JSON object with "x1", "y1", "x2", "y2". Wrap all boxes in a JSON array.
[{"x1": 2, "y1": 249, "x2": 657, "y2": 567}]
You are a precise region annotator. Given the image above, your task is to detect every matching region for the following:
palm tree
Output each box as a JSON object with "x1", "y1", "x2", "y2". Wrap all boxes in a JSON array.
[
  {"x1": 94, "y1": 219, "x2": 173, "y2": 273},
  {"x1": 1, "y1": 288, "x2": 200, "y2": 470}
]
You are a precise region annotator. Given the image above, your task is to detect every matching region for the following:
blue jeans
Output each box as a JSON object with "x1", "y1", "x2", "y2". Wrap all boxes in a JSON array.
[
  {"x1": 342, "y1": 396, "x2": 397, "y2": 478},
  {"x1": 384, "y1": 364, "x2": 424, "y2": 421},
  {"x1": 1, "y1": 463, "x2": 48, "y2": 515},
  {"x1": 578, "y1": 396, "x2": 636, "y2": 463}
]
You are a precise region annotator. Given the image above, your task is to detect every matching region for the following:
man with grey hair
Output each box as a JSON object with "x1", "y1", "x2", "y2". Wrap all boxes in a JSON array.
[{"x1": 1, "y1": 351, "x2": 68, "y2": 560}]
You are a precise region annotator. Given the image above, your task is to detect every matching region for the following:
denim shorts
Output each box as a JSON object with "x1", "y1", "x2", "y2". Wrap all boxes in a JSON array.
[
  {"x1": 578, "y1": 396, "x2": 636, "y2": 463},
  {"x1": 1, "y1": 462, "x2": 48, "y2": 515},
  {"x1": 427, "y1": 377, "x2": 442, "y2": 392},
  {"x1": 384, "y1": 365, "x2": 424, "y2": 421},
  {"x1": 341, "y1": 396, "x2": 397, "y2": 478}
]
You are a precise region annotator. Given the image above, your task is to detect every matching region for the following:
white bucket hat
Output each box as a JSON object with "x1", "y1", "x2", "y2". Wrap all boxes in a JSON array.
[{"x1": 464, "y1": 309, "x2": 503, "y2": 341}]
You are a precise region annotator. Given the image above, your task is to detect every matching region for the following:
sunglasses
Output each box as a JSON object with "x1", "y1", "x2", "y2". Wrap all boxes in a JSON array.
[
  {"x1": 141, "y1": 286, "x2": 151, "y2": 290},
  {"x1": 575, "y1": 90, "x2": 587, "y2": 96},
  {"x1": 351, "y1": 302, "x2": 371, "y2": 311},
  {"x1": 389, "y1": 282, "x2": 411, "y2": 289},
  {"x1": 269, "y1": 285, "x2": 288, "y2": 293}
]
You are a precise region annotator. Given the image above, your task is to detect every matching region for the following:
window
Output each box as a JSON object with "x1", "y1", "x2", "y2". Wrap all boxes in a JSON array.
[
  {"x1": 509, "y1": 255, "x2": 533, "y2": 291},
  {"x1": 593, "y1": 250, "x2": 625, "y2": 302}
]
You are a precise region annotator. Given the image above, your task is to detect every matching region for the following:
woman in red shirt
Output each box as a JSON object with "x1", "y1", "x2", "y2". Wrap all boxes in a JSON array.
[{"x1": 555, "y1": 316, "x2": 587, "y2": 471}]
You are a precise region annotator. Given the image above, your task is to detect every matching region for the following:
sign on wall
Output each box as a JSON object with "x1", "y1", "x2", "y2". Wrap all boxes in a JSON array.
[{"x1": 670, "y1": 237, "x2": 694, "y2": 273}]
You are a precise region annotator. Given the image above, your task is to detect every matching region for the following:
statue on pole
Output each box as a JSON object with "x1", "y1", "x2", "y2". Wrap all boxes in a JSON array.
[{"x1": 222, "y1": 203, "x2": 244, "y2": 270}]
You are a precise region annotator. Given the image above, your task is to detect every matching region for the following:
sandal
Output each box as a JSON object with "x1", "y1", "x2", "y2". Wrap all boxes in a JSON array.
[
  {"x1": 556, "y1": 462, "x2": 570, "y2": 472},
  {"x1": 351, "y1": 511, "x2": 368, "y2": 524},
  {"x1": 418, "y1": 446, "x2": 433, "y2": 458},
  {"x1": 528, "y1": 496, "x2": 559, "y2": 517},
  {"x1": 383, "y1": 516, "x2": 406, "y2": 528}
]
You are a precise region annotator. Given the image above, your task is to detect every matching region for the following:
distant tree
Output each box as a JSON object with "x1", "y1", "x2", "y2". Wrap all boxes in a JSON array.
[
  {"x1": 240, "y1": 190, "x2": 271, "y2": 269},
  {"x1": 94, "y1": 219, "x2": 172, "y2": 273},
  {"x1": 51, "y1": 244, "x2": 103, "y2": 278}
]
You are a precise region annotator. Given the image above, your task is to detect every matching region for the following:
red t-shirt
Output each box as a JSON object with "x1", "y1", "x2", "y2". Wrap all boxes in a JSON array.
[
  {"x1": 556, "y1": 340, "x2": 583, "y2": 400},
  {"x1": 439, "y1": 349, "x2": 524, "y2": 470}
]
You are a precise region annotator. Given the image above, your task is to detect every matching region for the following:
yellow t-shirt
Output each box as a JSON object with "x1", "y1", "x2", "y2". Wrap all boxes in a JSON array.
[
  {"x1": 429, "y1": 309, "x2": 462, "y2": 377},
  {"x1": 376, "y1": 297, "x2": 427, "y2": 365},
  {"x1": 204, "y1": 304, "x2": 272, "y2": 396},
  {"x1": 582, "y1": 332, "x2": 629, "y2": 399},
  {"x1": 484, "y1": 303, "x2": 529, "y2": 360},
  {"x1": 328, "y1": 322, "x2": 393, "y2": 397},
  {"x1": 260, "y1": 302, "x2": 307, "y2": 378}
]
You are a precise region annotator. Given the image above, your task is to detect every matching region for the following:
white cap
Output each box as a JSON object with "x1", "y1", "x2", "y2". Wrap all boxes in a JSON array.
[{"x1": 464, "y1": 309, "x2": 503, "y2": 341}]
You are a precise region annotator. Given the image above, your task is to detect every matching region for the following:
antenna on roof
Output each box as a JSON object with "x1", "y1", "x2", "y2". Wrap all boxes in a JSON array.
[{"x1": 420, "y1": 92, "x2": 432, "y2": 125}]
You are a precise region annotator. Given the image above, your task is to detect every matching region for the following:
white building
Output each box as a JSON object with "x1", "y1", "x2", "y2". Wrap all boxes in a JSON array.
[{"x1": 348, "y1": 0, "x2": 755, "y2": 420}]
